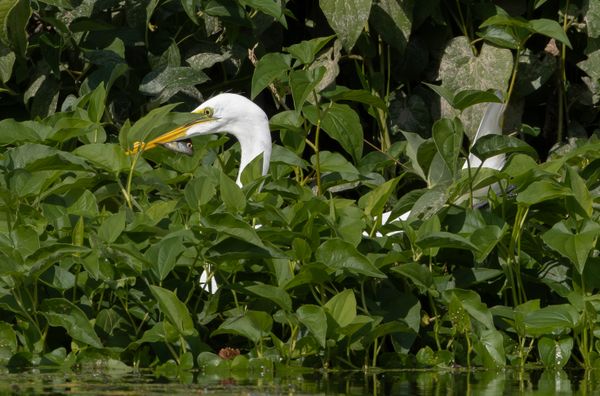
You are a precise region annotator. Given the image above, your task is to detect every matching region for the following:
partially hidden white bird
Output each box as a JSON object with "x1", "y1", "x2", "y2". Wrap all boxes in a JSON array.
[
  {"x1": 376, "y1": 97, "x2": 507, "y2": 233},
  {"x1": 128, "y1": 93, "x2": 272, "y2": 293},
  {"x1": 128, "y1": 92, "x2": 506, "y2": 290},
  {"x1": 128, "y1": 93, "x2": 272, "y2": 187}
]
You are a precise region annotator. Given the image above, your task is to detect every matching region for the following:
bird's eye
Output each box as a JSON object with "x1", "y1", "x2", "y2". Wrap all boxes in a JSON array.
[{"x1": 203, "y1": 107, "x2": 214, "y2": 117}]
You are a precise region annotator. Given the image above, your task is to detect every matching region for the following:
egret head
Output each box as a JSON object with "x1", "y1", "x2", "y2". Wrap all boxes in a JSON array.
[{"x1": 129, "y1": 93, "x2": 271, "y2": 186}]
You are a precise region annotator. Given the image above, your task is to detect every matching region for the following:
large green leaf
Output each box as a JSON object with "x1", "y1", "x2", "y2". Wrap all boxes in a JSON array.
[
  {"x1": 471, "y1": 135, "x2": 537, "y2": 162},
  {"x1": 538, "y1": 336, "x2": 572, "y2": 370},
  {"x1": 432, "y1": 117, "x2": 462, "y2": 179},
  {"x1": 524, "y1": 304, "x2": 579, "y2": 336},
  {"x1": 41, "y1": 298, "x2": 103, "y2": 348},
  {"x1": 316, "y1": 238, "x2": 386, "y2": 278},
  {"x1": 319, "y1": 0, "x2": 372, "y2": 51},
  {"x1": 290, "y1": 67, "x2": 325, "y2": 111},
  {"x1": 250, "y1": 52, "x2": 290, "y2": 99},
  {"x1": 245, "y1": 283, "x2": 292, "y2": 312},
  {"x1": 243, "y1": 0, "x2": 287, "y2": 27},
  {"x1": 324, "y1": 289, "x2": 356, "y2": 328},
  {"x1": 212, "y1": 311, "x2": 273, "y2": 343},
  {"x1": 73, "y1": 143, "x2": 130, "y2": 173},
  {"x1": 516, "y1": 180, "x2": 572, "y2": 206},
  {"x1": 147, "y1": 236, "x2": 185, "y2": 281},
  {"x1": 303, "y1": 103, "x2": 363, "y2": 161},
  {"x1": 296, "y1": 305, "x2": 327, "y2": 347},
  {"x1": 370, "y1": 0, "x2": 412, "y2": 53},
  {"x1": 149, "y1": 285, "x2": 195, "y2": 336},
  {"x1": 286, "y1": 35, "x2": 335, "y2": 65},
  {"x1": 219, "y1": 171, "x2": 246, "y2": 213},
  {"x1": 437, "y1": 37, "x2": 512, "y2": 139},
  {"x1": 443, "y1": 289, "x2": 495, "y2": 330},
  {"x1": 542, "y1": 220, "x2": 600, "y2": 274}
]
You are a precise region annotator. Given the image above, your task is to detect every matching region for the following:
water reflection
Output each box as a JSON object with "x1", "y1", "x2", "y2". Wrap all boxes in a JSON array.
[{"x1": 0, "y1": 368, "x2": 598, "y2": 395}]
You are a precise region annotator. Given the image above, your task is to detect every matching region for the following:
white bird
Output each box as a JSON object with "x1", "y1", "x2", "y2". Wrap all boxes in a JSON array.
[
  {"x1": 377, "y1": 96, "x2": 507, "y2": 234},
  {"x1": 128, "y1": 93, "x2": 272, "y2": 293},
  {"x1": 128, "y1": 93, "x2": 271, "y2": 187}
]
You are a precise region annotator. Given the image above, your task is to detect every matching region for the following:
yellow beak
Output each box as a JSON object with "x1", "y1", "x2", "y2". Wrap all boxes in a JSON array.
[{"x1": 126, "y1": 116, "x2": 216, "y2": 155}]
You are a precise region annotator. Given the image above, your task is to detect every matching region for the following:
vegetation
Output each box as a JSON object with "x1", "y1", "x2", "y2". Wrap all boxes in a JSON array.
[{"x1": 0, "y1": 0, "x2": 599, "y2": 374}]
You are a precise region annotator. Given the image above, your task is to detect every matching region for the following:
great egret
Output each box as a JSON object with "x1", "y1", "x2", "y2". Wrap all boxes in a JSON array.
[
  {"x1": 372, "y1": 98, "x2": 507, "y2": 235},
  {"x1": 128, "y1": 92, "x2": 507, "y2": 291},
  {"x1": 128, "y1": 93, "x2": 271, "y2": 187}
]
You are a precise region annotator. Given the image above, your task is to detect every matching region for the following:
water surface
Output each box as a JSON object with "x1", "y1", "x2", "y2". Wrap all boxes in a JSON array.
[{"x1": 1, "y1": 368, "x2": 598, "y2": 395}]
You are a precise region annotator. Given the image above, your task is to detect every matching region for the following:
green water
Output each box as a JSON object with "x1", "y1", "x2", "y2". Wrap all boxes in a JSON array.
[{"x1": 1, "y1": 369, "x2": 599, "y2": 395}]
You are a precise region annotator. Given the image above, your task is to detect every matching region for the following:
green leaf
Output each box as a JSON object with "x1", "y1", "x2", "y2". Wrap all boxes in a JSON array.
[
  {"x1": 120, "y1": 103, "x2": 179, "y2": 148},
  {"x1": 303, "y1": 103, "x2": 363, "y2": 161},
  {"x1": 41, "y1": 298, "x2": 103, "y2": 348},
  {"x1": 296, "y1": 305, "x2": 327, "y2": 347},
  {"x1": 67, "y1": 190, "x2": 98, "y2": 218},
  {"x1": 475, "y1": 329, "x2": 506, "y2": 368},
  {"x1": 203, "y1": 213, "x2": 265, "y2": 248},
  {"x1": 212, "y1": 311, "x2": 272, "y2": 343},
  {"x1": 286, "y1": 35, "x2": 335, "y2": 65},
  {"x1": 316, "y1": 238, "x2": 386, "y2": 278},
  {"x1": 245, "y1": 283, "x2": 292, "y2": 312},
  {"x1": 290, "y1": 67, "x2": 325, "y2": 111},
  {"x1": 542, "y1": 220, "x2": 600, "y2": 274},
  {"x1": 250, "y1": 52, "x2": 290, "y2": 99},
  {"x1": 437, "y1": 38, "x2": 512, "y2": 140},
  {"x1": 453, "y1": 89, "x2": 503, "y2": 112},
  {"x1": 149, "y1": 285, "x2": 195, "y2": 336},
  {"x1": 0, "y1": 44, "x2": 14, "y2": 83},
  {"x1": 524, "y1": 304, "x2": 579, "y2": 336},
  {"x1": 243, "y1": 0, "x2": 287, "y2": 27},
  {"x1": 323, "y1": 87, "x2": 387, "y2": 110},
  {"x1": 391, "y1": 263, "x2": 433, "y2": 293},
  {"x1": 432, "y1": 117, "x2": 462, "y2": 178},
  {"x1": 73, "y1": 144, "x2": 130, "y2": 173},
  {"x1": 219, "y1": 171, "x2": 246, "y2": 212},
  {"x1": 565, "y1": 166, "x2": 593, "y2": 217},
  {"x1": 86, "y1": 83, "x2": 106, "y2": 124},
  {"x1": 97, "y1": 210, "x2": 126, "y2": 244},
  {"x1": 528, "y1": 19, "x2": 571, "y2": 48},
  {"x1": 471, "y1": 135, "x2": 538, "y2": 162},
  {"x1": 0, "y1": 0, "x2": 30, "y2": 56},
  {"x1": 516, "y1": 180, "x2": 572, "y2": 206},
  {"x1": 0, "y1": 321, "x2": 17, "y2": 365},
  {"x1": 417, "y1": 231, "x2": 480, "y2": 253},
  {"x1": 319, "y1": 0, "x2": 372, "y2": 51},
  {"x1": 538, "y1": 336, "x2": 572, "y2": 370},
  {"x1": 443, "y1": 289, "x2": 495, "y2": 330},
  {"x1": 359, "y1": 177, "x2": 400, "y2": 217},
  {"x1": 370, "y1": 0, "x2": 412, "y2": 53},
  {"x1": 139, "y1": 66, "x2": 209, "y2": 101},
  {"x1": 324, "y1": 289, "x2": 356, "y2": 328},
  {"x1": 147, "y1": 236, "x2": 185, "y2": 281}
]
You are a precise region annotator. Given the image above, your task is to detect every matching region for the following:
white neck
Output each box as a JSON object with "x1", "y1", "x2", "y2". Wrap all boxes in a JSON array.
[{"x1": 235, "y1": 128, "x2": 271, "y2": 186}]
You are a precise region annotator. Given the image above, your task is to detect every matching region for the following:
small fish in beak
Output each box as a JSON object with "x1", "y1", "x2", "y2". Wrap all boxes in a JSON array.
[{"x1": 161, "y1": 140, "x2": 194, "y2": 156}]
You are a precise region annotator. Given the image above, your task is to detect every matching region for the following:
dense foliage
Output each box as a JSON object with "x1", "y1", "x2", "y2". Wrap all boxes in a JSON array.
[{"x1": 0, "y1": 0, "x2": 599, "y2": 374}]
